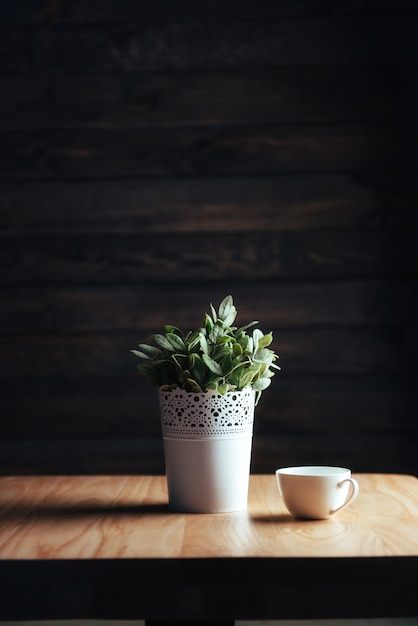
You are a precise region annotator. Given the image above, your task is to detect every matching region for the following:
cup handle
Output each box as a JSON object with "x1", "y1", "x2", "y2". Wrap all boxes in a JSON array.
[{"x1": 330, "y1": 477, "x2": 359, "y2": 515}]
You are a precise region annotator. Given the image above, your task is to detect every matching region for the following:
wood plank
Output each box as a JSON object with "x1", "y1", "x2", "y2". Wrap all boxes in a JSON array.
[
  {"x1": 2, "y1": 64, "x2": 416, "y2": 130},
  {"x1": 2, "y1": 16, "x2": 417, "y2": 74},
  {"x1": 1, "y1": 230, "x2": 417, "y2": 283},
  {"x1": 3, "y1": 1, "x2": 416, "y2": 26},
  {"x1": 0, "y1": 377, "x2": 161, "y2": 439},
  {"x1": 0, "y1": 438, "x2": 166, "y2": 475},
  {"x1": 0, "y1": 375, "x2": 415, "y2": 440},
  {"x1": 2, "y1": 173, "x2": 417, "y2": 234},
  {"x1": 0, "y1": 435, "x2": 416, "y2": 476},
  {"x1": 259, "y1": 376, "x2": 416, "y2": 434},
  {"x1": 1, "y1": 123, "x2": 416, "y2": 180},
  {"x1": 0, "y1": 281, "x2": 416, "y2": 331},
  {"x1": 1, "y1": 474, "x2": 418, "y2": 559},
  {"x1": 252, "y1": 434, "x2": 418, "y2": 474},
  {"x1": 0, "y1": 327, "x2": 415, "y2": 378}
]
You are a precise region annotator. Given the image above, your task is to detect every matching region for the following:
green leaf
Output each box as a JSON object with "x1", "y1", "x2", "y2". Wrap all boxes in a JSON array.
[
  {"x1": 253, "y1": 348, "x2": 272, "y2": 363},
  {"x1": 137, "y1": 363, "x2": 160, "y2": 386},
  {"x1": 164, "y1": 325, "x2": 183, "y2": 338},
  {"x1": 131, "y1": 344, "x2": 161, "y2": 360},
  {"x1": 252, "y1": 377, "x2": 272, "y2": 391},
  {"x1": 232, "y1": 342, "x2": 243, "y2": 356},
  {"x1": 218, "y1": 295, "x2": 237, "y2": 326},
  {"x1": 218, "y1": 295, "x2": 231, "y2": 318},
  {"x1": 205, "y1": 313, "x2": 213, "y2": 334},
  {"x1": 257, "y1": 331, "x2": 273, "y2": 349},
  {"x1": 211, "y1": 344, "x2": 231, "y2": 363},
  {"x1": 228, "y1": 368, "x2": 241, "y2": 387},
  {"x1": 216, "y1": 335, "x2": 232, "y2": 345},
  {"x1": 221, "y1": 354, "x2": 233, "y2": 375},
  {"x1": 202, "y1": 353, "x2": 224, "y2": 375},
  {"x1": 131, "y1": 349, "x2": 152, "y2": 360},
  {"x1": 236, "y1": 321, "x2": 258, "y2": 333},
  {"x1": 209, "y1": 320, "x2": 227, "y2": 343},
  {"x1": 140, "y1": 343, "x2": 161, "y2": 356},
  {"x1": 217, "y1": 382, "x2": 230, "y2": 395},
  {"x1": 229, "y1": 358, "x2": 251, "y2": 376},
  {"x1": 153, "y1": 334, "x2": 175, "y2": 351},
  {"x1": 239, "y1": 371, "x2": 256, "y2": 388},
  {"x1": 184, "y1": 379, "x2": 203, "y2": 393},
  {"x1": 166, "y1": 332, "x2": 186, "y2": 351},
  {"x1": 199, "y1": 332, "x2": 209, "y2": 355},
  {"x1": 191, "y1": 353, "x2": 206, "y2": 386},
  {"x1": 236, "y1": 334, "x2": 249, "y2": 351},
  {"x1": 252, "y1": 328, "x2": 263, "y2": 352},
  {"x1": 186, "y1": 329, "x2": 201, "y2": 352}
]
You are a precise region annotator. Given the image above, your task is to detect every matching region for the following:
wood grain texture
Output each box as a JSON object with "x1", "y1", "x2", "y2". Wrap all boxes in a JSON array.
[
  {"x1": 4, "y1": 1, "x2": 417, "y2": 26},
  {"x1": 1, "y1": 64, "x2": 416, "y2": 130},
  {"x1": 2, "y1": 173, "x2": 417, "y2": 233},
  {"x1": 0, "y1": 438, "x2": 166, "y2": 476},
  {"x1": 0, "y1": 474, "x2": 417, "y2": 559},
  {"x1": 1, "y1": 230, "x2": 417, "y2": 283},
  {"x1": 1, "y1": 281, "x2": 415, "y2": 331},
  {"x1": 1, "y1": 123, "x2": 416, "y2": 180},
  {"x1": 2, "y1": 16, "x2": 416, "y2": 74}
]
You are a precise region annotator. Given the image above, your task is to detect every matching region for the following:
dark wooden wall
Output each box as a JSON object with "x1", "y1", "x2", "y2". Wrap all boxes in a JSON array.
[{"x1": 1, "y1": 1, "x2": 417, "y2": 475}]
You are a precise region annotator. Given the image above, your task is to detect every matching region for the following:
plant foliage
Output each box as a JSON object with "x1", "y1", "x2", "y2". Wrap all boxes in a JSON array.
[{"x1": 131, "y1": 295, "x2": 280, "y2": 404}]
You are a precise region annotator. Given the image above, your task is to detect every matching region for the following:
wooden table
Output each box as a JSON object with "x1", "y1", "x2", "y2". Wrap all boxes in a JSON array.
[{"x1": 0, "y1": 473, "x2": 417, "y2": 623}]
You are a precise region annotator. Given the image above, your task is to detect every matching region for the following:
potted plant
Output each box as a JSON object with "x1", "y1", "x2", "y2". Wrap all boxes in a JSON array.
[{"x1": 131, "y1": 295, "x2": 280, "y2": 513}]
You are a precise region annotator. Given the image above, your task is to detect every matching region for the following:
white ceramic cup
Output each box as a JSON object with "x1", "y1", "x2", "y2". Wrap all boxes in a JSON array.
[{"x1": 275, "y1": 466, "x2": 359, "y2": 520}]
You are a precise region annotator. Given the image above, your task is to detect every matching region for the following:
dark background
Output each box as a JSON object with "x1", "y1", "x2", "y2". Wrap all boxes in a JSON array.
[{"x1": 1, "y1": 0, "x2": 417, "y2": 475}]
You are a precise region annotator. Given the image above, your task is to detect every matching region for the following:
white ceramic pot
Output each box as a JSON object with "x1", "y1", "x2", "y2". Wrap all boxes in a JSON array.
[{"x1": 159, "y1": 387, "x2": 255, "y2": 513}]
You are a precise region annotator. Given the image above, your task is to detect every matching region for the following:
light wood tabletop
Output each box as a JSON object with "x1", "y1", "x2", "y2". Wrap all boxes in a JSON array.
[{"x1": 0, "y1": 473, "x2": 417, "y2": 622}]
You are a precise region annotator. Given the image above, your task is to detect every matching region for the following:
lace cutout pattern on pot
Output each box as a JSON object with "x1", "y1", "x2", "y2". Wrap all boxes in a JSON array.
[{"x1": 158, "y1": 387, "x2": 255, "y2": 439}]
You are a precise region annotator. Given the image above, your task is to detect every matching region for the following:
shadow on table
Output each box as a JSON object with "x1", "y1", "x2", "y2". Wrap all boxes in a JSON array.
[
  {"x1": 0, "y1": 501, "x2": 170, "y2": 520},
  {"x1": 249, "y1": 513, "x2": 293, "y2": 523}
]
